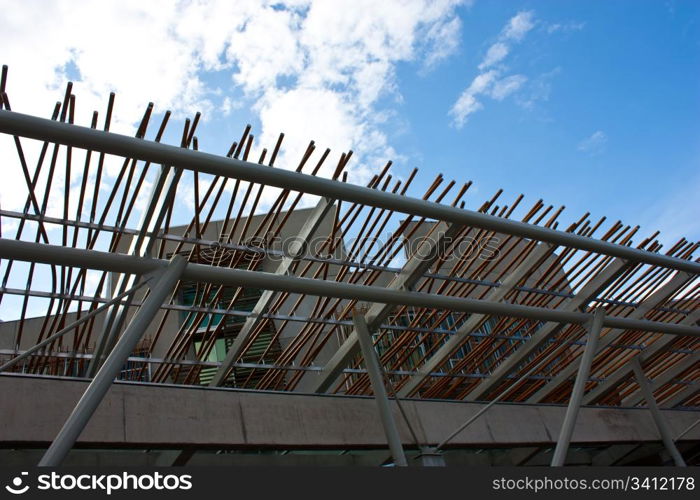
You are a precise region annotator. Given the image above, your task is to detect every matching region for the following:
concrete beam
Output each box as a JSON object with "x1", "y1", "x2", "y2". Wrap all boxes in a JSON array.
[
  {"x1": 664, "y1": 384, "x2": 700, "y2": 409},
  {"x1": 2, "y1": 374, "x2": 700, "y2": 450}
]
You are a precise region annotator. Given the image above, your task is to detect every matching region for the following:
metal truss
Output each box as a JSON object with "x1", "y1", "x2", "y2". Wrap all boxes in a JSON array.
[{"x1": 0, "y1": 68, "x2": 697, "y2": 466}]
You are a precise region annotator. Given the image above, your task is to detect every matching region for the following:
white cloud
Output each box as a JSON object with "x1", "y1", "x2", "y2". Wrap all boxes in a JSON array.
[
  {"x1": 468, "y1": 70, "x2": 499, "y2": 94},
  {"x1": 577, "y1": 130, "x2": 607, "y2": 154},
  {"x1": 449, "y1": 71, "x2": 526, "y2": 126},
  {"x1": 423, "y1": 16, "x2": 463, "y2": 70},
  {"x1": 450, "y1": 10, "x2": 534, "y2": 127},
  {"x1": 0, "y1": 0, "x2": 467, "y2": 223},
  {"x1": 502, "y1": 10, "x2": 536, "y2": 41},
  {"x1": 478, "y1": 42, "x2": 509, "y2": 70},
  {"x1": 221, "y1": 96, "x2": 243, "y2": 116},
  {"x1": 256, "y1": 86, "x2": 382, "y2": 181},
  {"x1": 449, "y1": 10, "x2": 578, "y2": 127},
  {"x1": 224, "y1": 5, "x2": 305, "y2": 95},
  {"x1": 547, "y1": 21, "x2": 585, "y2": 34},
  {"x1": 449, "y1": 92, "x2": 484, "y2": 128},
  {"x1": 516, "y1": 66, "x2": 560, "y2": 109},
  {"x1": 490, "y1": 74, "x2": 527, "y2": 100}
]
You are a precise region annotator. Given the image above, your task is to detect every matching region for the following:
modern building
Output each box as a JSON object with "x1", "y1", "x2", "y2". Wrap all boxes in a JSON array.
[{"x1": 0, "y1": 76, "x2": 698, "y2": 467}]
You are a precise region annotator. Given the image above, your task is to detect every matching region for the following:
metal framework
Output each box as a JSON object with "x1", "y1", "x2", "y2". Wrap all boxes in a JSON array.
[{"x1": 0, "y1": 68, "x2": 698, "y2": 466}]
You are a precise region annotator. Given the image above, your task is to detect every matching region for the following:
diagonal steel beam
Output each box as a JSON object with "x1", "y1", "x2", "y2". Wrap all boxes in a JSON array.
[
  {"x1": 623, "y1": 353, "x2": 699, "y2": 407},
  {"x1": 209, "y1": 197, "x2": 336, "y2": 387},
  {"x1": 465, "y1": 257, "x2": 630, "y2": 401},
  {"x1": 495, "y1": 447, "x2": 541, "y2": 466},
  {"x1": 591, "y1": 444, "x2": 640, "y2": 466},
  {"x1": 353, "y1": 312, "x2": 408, "y2": 466},
  {"x1": 676, "y1": 418, "x2": 700, "y2": 441},
  {"x1": 38, "y1": 255, "x2": 186, "y2": 466},
  {"x1": 397, "y1": 242, "x2": 556, "y2": 397},
  {"x1": 154, "y1": 449, "x2": 196, "y2": 467},
  {"x1": 309, "y1": 222, "x2": 463, "y2": 393},
  {"x1": 631, "y1": 357, "x2": 686, "y2": 466},
  {"x1": 551, "y1": 308, "x2": 605, "y2": 466},
  {"x1": 609, "y1": 444, "x2": 663, "y2": 466},
  {"x1": 528, "y1": 271, "x2": 695, "y2": 403},
  {"x1": 2, "y1": 238, "x2": 699, "y2": 339},
  {"x1": 431, "y1": 324, "x2": 571, "y2": 452},
  {"x1": 581, "y1": 308, "x2": 700, "y2": 406}
]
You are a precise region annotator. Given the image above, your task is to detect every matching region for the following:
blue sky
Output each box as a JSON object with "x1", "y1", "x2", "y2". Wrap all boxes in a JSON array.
[
  {"x1": 0, "y1": 0, "x2": 699, "y2": 321},
  {"x1": 406, "y1": 0, "x2": 700, "y2": 246},
  {"x1": 187, "y1": 0, "x2": 699, "y2": 247}
]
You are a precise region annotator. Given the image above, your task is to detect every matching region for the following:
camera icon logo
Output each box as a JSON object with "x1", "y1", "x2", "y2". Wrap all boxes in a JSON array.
[{"x1": 4, "y1": 472, "x2": 29, "y2": 495}]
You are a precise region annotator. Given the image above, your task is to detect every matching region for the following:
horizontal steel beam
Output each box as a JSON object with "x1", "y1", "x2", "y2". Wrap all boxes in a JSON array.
[
  {"x1": 2, "y1": 238, "x2": 699, "y2": 339},
  {"x1": 2, "y1": 287, "x2": 693, "y2": 353},
  {"x1": 0, "y1": 348, "x2": 590, "y2": 382},
  {"x1": 1, "y1": 110, "x2": 699, "y2": 275},
  {"x1": 10, "y1": 208, "x2": 692, "y2": 314}
]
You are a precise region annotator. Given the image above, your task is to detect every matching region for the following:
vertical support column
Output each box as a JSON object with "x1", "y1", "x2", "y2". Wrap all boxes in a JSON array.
[
  {"x1": 529, "y1": 271, "x2": 693, "y2": 404},
  {"x1": 38, "y1": 256, "x2": 187, "y2": 467},
  {"x1": 551, "y1": 308, "x2": 605, "y2": 466},
  {"x1": 465, "y1": 258, "x2": 628, "y2": 402},
  {"x1": 580, "y1": 308, "x2": 700, "y2": 406},
  {"x1": 631, "y1": 357, "x2": 686, "y2": 467},
  {"x1": 353, "y1": 311, "x2": 408, "y2": 467},
  {"x1": 418, "y1": 447, "x2": 446, "y2": 466}
]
